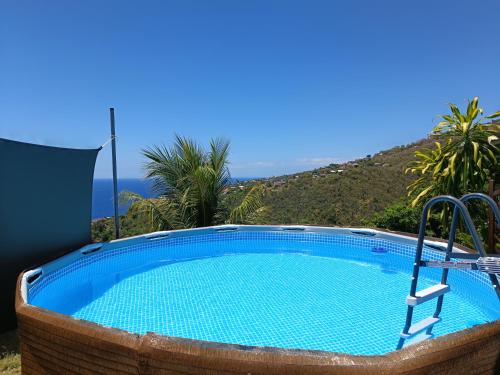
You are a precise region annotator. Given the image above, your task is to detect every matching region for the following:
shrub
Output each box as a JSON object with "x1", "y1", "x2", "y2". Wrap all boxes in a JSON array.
[{"x1": 370, "y1": 202, "x2": 421, "y2": 233}]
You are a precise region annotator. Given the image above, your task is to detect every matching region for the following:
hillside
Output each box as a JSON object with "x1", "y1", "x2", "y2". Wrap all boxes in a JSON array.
[
  {"x1": 92, "y1": 138, "x2": 433, "y2": 241},
  {"x1": 227, "y1": 139, "x2": 433, "y2": 227}
]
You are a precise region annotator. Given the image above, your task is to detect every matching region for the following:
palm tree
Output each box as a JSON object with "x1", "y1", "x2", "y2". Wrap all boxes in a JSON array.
[
  {"x1": 121, "y1": 135, "x2": 265, "y2": 230},
  {"x1": 406, "y1": 97, "x2": 499, "y2": 228}
]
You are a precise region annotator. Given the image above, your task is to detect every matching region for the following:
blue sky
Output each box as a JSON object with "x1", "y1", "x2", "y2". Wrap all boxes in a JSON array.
[{"x1": 1, "y1": 1, "x2": 500, "y2": 178}]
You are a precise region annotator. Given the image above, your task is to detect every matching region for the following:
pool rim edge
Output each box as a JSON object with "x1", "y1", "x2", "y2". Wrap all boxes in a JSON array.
[{"x1": 15, "y1": 281, "x2": 500, "y2": 373}]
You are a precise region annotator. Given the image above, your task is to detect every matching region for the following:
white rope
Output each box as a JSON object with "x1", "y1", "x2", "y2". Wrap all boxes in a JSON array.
[{"x1": 100, "y1": 135, "x2": 117, "y2": 149}]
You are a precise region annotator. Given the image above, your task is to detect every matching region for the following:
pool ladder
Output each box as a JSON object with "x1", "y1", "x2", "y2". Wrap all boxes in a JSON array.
[{"x1": 396, "y1": 193, "x2": 500, "y2": 350}]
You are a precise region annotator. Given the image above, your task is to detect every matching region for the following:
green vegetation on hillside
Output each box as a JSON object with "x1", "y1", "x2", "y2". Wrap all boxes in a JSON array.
[
  {"x1": 93, "y1": 98, "x2": 498, "y2": 249},
  {"x1": 248, "y1": 139, "x2": 433, "y2": 227},
  {"x1": 93, "y1": 139, "x2": 433, "y2": 241}
]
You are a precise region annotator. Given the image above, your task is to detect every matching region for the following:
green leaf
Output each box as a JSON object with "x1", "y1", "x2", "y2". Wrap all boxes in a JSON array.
[
  {"x1": 228, "y1": 184, "x2": 265, "y2": 223},
  {"x1": 472, "y1": 141, "x2": 479, "y2": 162},
  {"x1": 486, "y1": 111, "x2": 500, "y2": 119},
  {"x1": 433, "y1": 159, "x2": 444, "y2": 176},
  {"x1": 486, "y1": 148, "x2": 496, "y2": 162},
  {"x1": 433, "y1": 122, "x2": 448, "y2": 133},
  {"x1": 449, "y1": 153, "x2": 457, "y2": 175},
  {"x1": 411, "y1": 186, "x2": 432, "y2": 207},
  {"x1": 488, "y1": 135, "x2": 498, "y2": 144},
  {"x1": 471, "y1": 96, "x2": 478, "y2": 109},
  {"x1": 466, "y1": 99, "x2": 474, "y2": 118},
  {"x1": 449, "y1": 103, "x2": 464, "y2": 123},
  {"x1": 470, "y1": 108, "x2": 479, "y2": 121},
  {"x1": 415, "y1": 151, "x2": 433, "y2": 161}
]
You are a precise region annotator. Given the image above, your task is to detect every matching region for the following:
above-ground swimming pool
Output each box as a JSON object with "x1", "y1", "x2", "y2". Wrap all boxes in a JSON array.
[{"x1": 17, "y1": 226, "x2": 500, "y2": 374}]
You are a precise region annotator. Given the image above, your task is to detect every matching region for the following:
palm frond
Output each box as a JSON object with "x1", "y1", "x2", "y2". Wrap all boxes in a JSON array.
[
  {"x1": 228, "y1": 184, "x2": 266, "y2": 224},
  {"x1": 119, "y1": 191, "x2": 182, "y2": 231},
  {"x1": 140, "y1": 135, "x2": 236, "y2": 228}
]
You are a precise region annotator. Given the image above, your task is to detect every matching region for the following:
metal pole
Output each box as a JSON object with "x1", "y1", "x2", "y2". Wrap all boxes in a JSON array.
[{"x1": 110, "y1": 108, "x2": 120, "y2": 239}]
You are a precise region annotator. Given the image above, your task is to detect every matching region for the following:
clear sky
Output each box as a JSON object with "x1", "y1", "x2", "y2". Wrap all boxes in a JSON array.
[{"x1": 1, "y1": 1, "x2": 499, "y2": 178}]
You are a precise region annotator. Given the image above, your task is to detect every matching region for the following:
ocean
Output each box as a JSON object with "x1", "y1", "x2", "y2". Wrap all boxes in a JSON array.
[{"x1": 92, "y1": 178, "x2": 255, "y2": 219}]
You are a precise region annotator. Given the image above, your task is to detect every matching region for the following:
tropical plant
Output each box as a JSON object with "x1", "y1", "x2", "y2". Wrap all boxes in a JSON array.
[
  {"x1": 406, "y1": 97, "x2": 499, "y2": 207},
  {"x1": 405, "y1": 98, "x2": 499, "y2": 242},
  {"x1": 121, "y1": 135, "x2": 265, "y2": 231}
]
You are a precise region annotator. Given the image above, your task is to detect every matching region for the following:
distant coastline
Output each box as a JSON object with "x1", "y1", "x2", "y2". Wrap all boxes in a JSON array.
[{"x1": 92, "y1": 177, "x2": 257, "y2": 220}]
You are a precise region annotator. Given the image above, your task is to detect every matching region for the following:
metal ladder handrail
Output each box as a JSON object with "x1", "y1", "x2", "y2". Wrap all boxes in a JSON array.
[
  {"x1": 410, "y1": 195, "x2": 485, "y2": 291},
  {"x1": 459, "y1": 192, "x2": 500, "y2": 297},
  {"x1": 423, "y1": 193, "x2": 500, "y2": 337},
  {"x1": 461, "y1": 193, "x2": 500, "y2": 224},
  {"x1": 397, "y1": 195, "x2": 497, "y2": 350}
]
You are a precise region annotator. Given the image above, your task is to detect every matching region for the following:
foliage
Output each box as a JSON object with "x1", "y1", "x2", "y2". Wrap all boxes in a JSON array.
[
  {"x1": 250, "y1": 140, "x2": 430, "y2": 226},
  {"x1": 0, "y1": 331, "x2": 20, "y2": 375},
  {"x1": 120, "y1": 135, "x2": 264, "y2": 231},
  {"x1": 404, "y1": 98, "x2": 499, "y2": 248},
  {"x1": 93, "y1": 139, "x2": 449, "y2": 242},
  {"x1": 369, "y1": 202, "x2": 421, "y2": 234},
  {"x1": 228, "y1": 184, "x2": 266, "y2": 223},
  {"x1": 93, "y1": 138, "x2": 450, "y2": 244},
  {"x1": 91, "y1": 218, "x2": 114, "y2": 242},
  {"x1": 406, "y1": 97, "x2": 499, "y2": 209},
  {"x1": 92, "y1": 120, "x2": 496, "y2": 250},
  {"x1": 119, "y1": 194, "x2": 182, "y2": 231}
]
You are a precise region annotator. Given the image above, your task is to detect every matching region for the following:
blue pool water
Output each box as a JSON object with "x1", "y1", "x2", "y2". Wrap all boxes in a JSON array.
[{"x1": 29, "y1": 230, "x2": 500, "y2": 355}]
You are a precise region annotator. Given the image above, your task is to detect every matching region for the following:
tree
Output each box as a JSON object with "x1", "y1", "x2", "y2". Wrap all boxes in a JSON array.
[
  {"x1": 121, "y1": 135, "x2": 265, "y2": 230},
  {"x1": 405, "y1": 98, "x2": 499, "y2": 241},
  {"x1": 406, "y1": 97, "x2": 499, "y2": 206}
]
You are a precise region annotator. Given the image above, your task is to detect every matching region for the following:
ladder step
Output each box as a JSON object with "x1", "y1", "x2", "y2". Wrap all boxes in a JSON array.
[
  {"x1": 400, "y1": 317, "x2": 440, "y2": 339},
  {"x1": 406, "y1": 284, "x2": 450, "y2": 306},
  {"x1": 420, "y1": 260, "x2": 476, "y2": 269}
]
